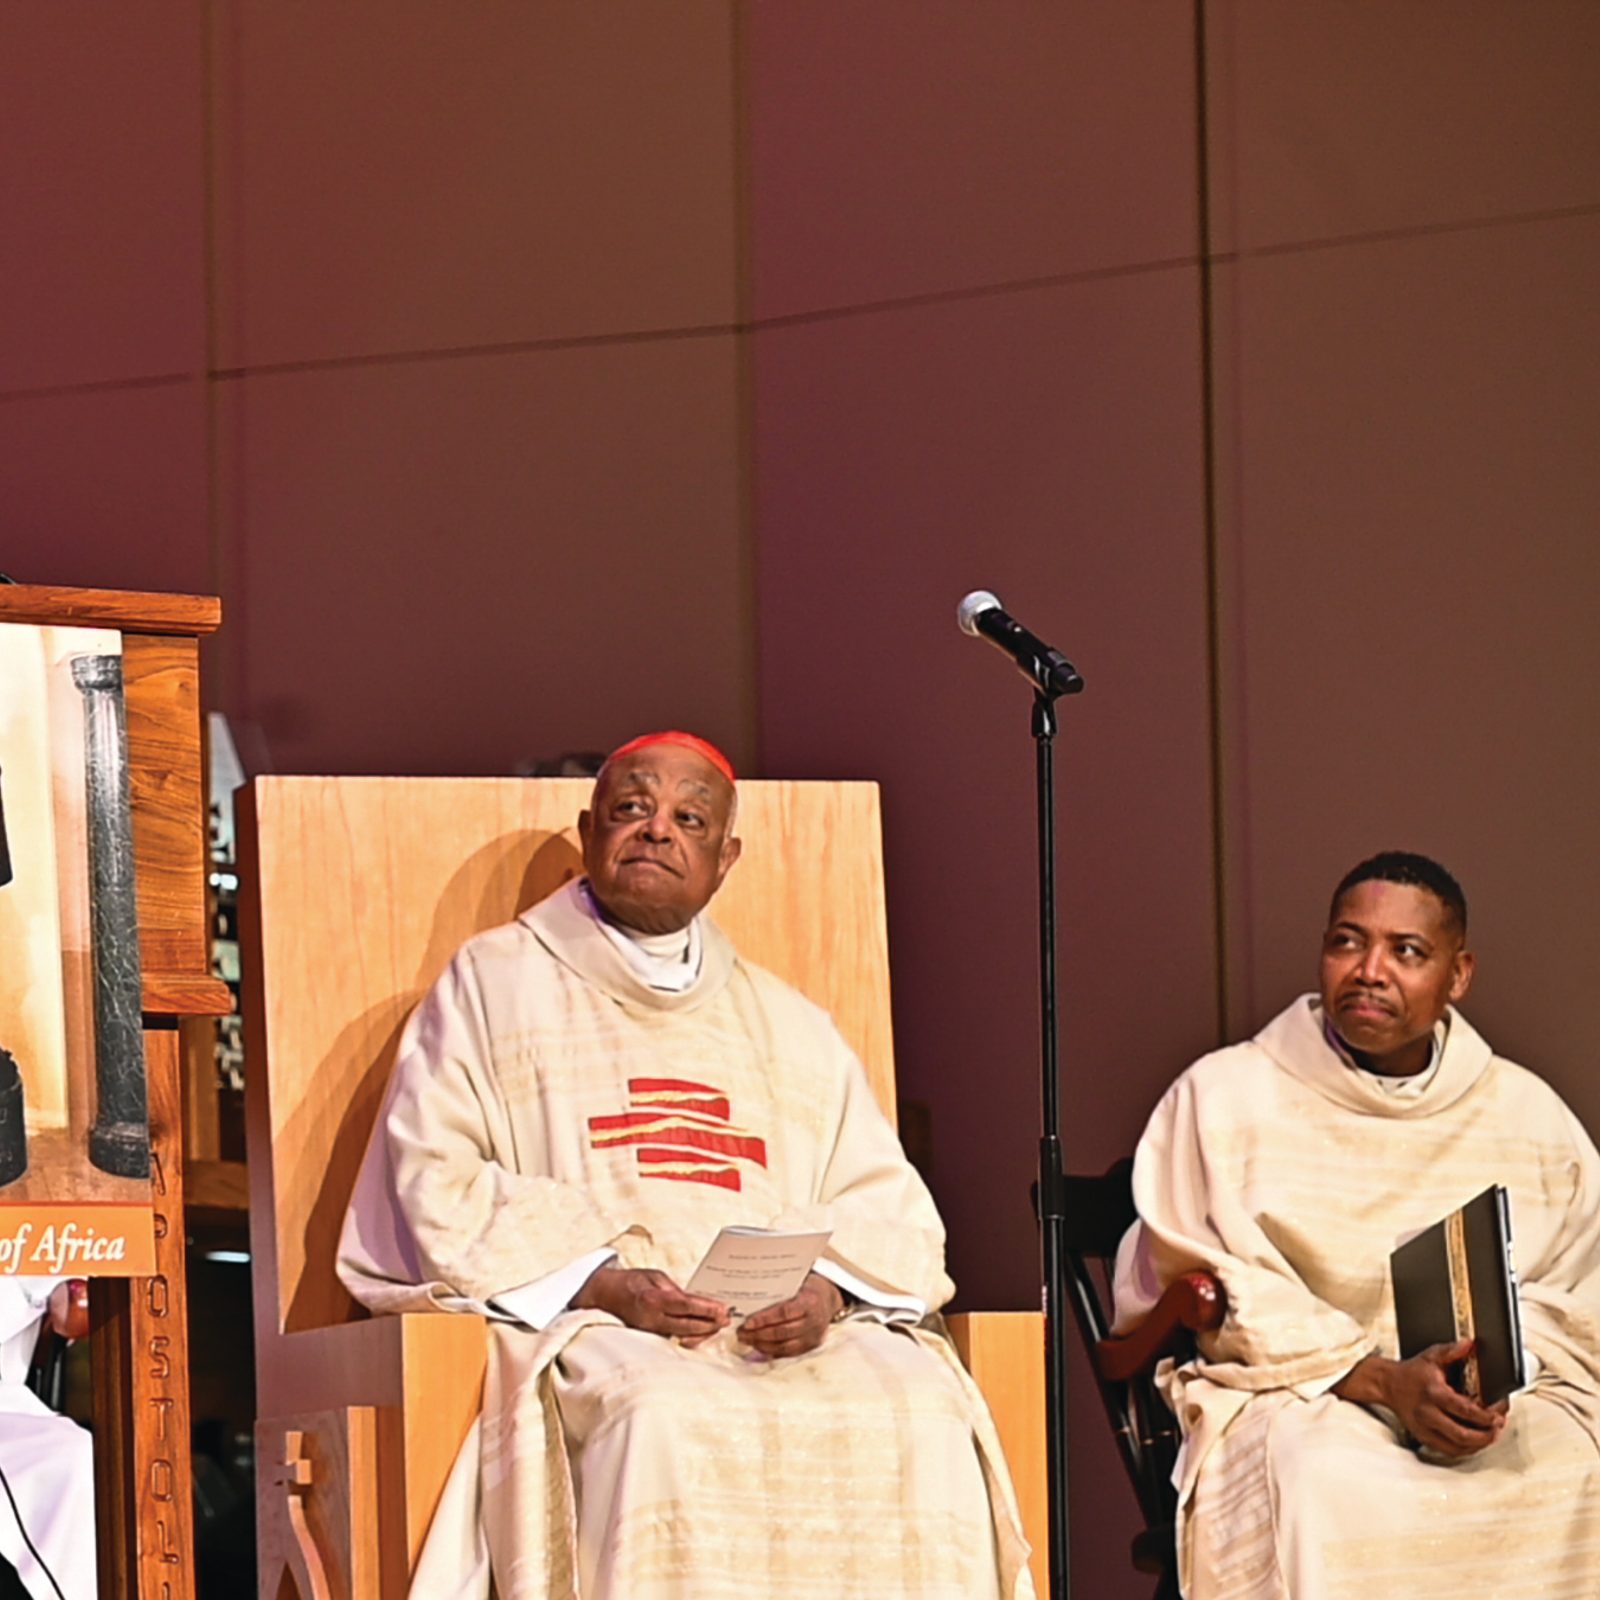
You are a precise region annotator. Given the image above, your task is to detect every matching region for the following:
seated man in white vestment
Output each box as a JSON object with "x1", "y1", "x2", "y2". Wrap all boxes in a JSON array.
[
  {"x1": 0, "y1": 1276, "x2": 95, "y2": 1600},
  {"x1": 337, "y1": 731, "x2": 1033, "y2": 1600},
  {"x1": 1114, "y1": 851, "x2": 1600, "y2": 1600}
]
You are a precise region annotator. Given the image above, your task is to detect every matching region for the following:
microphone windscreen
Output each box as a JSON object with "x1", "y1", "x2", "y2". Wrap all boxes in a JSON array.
[{"x1": 957, "y1": 590, "x2": 1001, "y2": 636}]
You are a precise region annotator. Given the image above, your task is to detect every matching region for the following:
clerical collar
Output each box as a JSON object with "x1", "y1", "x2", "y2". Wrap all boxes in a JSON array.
[
  {"x1": 580, "y1": 880, "x2": 704, "y2": 994},
  {"x1": 1321, "y1": 1012, "x2": 1448, "y2": 1099}
]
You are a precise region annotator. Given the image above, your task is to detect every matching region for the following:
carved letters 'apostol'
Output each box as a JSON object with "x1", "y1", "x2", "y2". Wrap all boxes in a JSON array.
[{"x1": 142, "y1": 1141, "x2": 185, "y2": 1594}]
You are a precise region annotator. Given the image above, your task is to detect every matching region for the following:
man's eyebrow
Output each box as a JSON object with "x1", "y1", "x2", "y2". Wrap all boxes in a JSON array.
[
  {"x1": 673, "y1": 779, "x2": 715, "y2": 802},
  {"x1": 1329, "y1": 917, "x2": 1436, "y2": 946}
]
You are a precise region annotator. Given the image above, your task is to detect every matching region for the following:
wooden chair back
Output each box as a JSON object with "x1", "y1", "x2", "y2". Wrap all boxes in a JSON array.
[
  {"x1": 238, "y1": 773, "x2": 1057, "y2": 1600},
  {"x1": 239, "y1": 775, "x2": 896, "y2": 1359}
]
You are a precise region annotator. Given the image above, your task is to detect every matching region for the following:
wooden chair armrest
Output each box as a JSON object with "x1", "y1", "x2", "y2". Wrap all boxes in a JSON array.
[
  {"x1": 52, "y1": 1279, "x2": 90, "y2": 1341},
  {"x1": 1095, "y1": 1271, "x2": 1225, "y2": 1382}
]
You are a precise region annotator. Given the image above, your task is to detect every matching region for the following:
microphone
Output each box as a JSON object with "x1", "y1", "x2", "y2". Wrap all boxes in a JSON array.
[{"x1": 957, "y1": 591, "x2": 1084, "y2": 698}]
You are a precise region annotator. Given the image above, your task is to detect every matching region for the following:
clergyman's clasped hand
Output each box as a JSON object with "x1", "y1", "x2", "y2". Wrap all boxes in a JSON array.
[
  {"x1": 572, "y1": 1265, "x2": 844, "y2": 1358},
  {"x1": 737, "y1": 1272, "x2": 844, "y2": 1359},
  {"x1": 1335, "y1": 1338, "x2": 1509, "y2": 1459}
]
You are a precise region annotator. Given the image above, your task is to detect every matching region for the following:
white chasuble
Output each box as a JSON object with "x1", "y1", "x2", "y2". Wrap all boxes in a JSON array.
[
  {"x1": 339, "y1": 879, "x2": 1033, "y2": 1600},
  {"x1": 1115, "y1": 996, "x2": 1600, "y2": 1600}
]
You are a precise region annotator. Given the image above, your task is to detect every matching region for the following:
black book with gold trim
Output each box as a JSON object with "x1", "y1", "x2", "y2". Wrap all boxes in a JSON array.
[{"x1": 1390, "y1": 1184, "x2": 1526, "y2": 1407}]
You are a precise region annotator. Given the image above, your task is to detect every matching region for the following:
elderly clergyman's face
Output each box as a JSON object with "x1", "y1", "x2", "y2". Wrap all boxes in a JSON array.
[
  {"x1": 579, "y1": 745, "x2": 741, "y2": 935},
  {"x1": 1318, "y1": 879, "x2": 1474, "y2": 1073}
]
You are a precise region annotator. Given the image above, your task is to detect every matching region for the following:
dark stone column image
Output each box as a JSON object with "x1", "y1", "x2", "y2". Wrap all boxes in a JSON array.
[
  {"x1": 0, "y1": 764, "x2": 12, "y2": 888},
  {"x1": 0, "y1": 1049, "x2": 25, "y2": 1186},
  {"x1": 71, "y1": 654, "x2": 151, "y2": 1179}
]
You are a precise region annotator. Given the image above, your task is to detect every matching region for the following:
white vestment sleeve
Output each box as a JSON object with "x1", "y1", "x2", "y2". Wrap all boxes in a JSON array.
[
  {"x1": 814, "y1": 1259, "x2": 924, "y2": 1323},
  {"x1": 0, "y1": 1279, "x2": 57, "y2": 1346},
  {"x1": 491, "y1": 1249, "x2": 618, "y2": 1331},
  {"x1": 0, "y1": 1279, "x2": 61, "y2": 1385}
]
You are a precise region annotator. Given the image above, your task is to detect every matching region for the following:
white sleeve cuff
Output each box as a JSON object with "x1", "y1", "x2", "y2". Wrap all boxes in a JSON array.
[
  {"x1": 1294, "y1": 1367, "x2": 1349, "y2": 1400},
  {"x1": 491, "y1": 1248, "x2": 617, "y2": 1331},
  {"x1": 815, "y1": 1259, "x2": 925, "y2": 1324}
]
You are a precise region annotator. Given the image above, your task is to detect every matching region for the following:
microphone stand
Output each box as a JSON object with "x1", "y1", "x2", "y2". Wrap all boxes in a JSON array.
[
  {"x1": 955, "y1": 590, "x2": 1082, "y2": 1596},
  {"x1": 1031, "y1": 687, "x2": 1074, "y2": 1599}
]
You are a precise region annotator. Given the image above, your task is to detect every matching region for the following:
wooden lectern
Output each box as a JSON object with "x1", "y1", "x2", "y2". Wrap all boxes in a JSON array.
[
  {"x1": 0, "y1": 584, "x2": 230, "y2": 1600},
  {"x1": 240, "y1": 775, "x2": 1047, "y2": 1599}
]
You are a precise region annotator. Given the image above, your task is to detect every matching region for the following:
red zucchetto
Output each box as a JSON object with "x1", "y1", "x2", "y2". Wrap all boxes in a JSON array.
[{"x1": 603, "y1": 731, "x2": 736, "y2": 786}]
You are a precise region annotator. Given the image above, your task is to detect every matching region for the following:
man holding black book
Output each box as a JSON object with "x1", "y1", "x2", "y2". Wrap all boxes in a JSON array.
[{"x1": 1115, "y1": 852, "x2": 1600, "y2": 1599}]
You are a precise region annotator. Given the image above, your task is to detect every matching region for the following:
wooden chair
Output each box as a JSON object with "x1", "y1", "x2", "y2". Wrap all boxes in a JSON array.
[
  {"x1": 239, "y1": 775, "x2": 1048, "y2": 1599},
  {"x1": 1064, "y1": 1158, "x2": 1225, "y2": 1600}
]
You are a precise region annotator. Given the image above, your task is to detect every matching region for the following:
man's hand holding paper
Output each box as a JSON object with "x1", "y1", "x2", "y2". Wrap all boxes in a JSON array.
[
  {"x1": 737, "y1": 1272, "x2": 845, "y2": 1357},
  {"x1": 571, "y1": 1265, "x2": 730, "y2": 1340}
]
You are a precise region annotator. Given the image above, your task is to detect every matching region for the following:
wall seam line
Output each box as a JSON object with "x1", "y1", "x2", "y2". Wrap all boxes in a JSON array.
[
  {"x1": 1195, "y1": 0, "x2": 1231, "y2": 1047},
  {"x1": 730, "y1": 0, "x2": 761, "y2": 775}
]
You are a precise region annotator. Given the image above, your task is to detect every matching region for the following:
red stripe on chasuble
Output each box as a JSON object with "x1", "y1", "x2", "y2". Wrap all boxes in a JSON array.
[
  {"x1": 628, "y1": 1077, "x2": 726, "y2": 1096},
  {"x1": 587, "y1": 1080, "x2": 767, "y2": 1192},
  {"x1": 588, "y1": 1109, "x2": 742, "y2": 1135},
  {"x1": 626, "y1": 1078, "x2": 731, "y2": 1120},
  {"x1": 631, "y1": 1096, "x2": 730, "y2": 1120},
  {"x1": 590, "y1": 1122, "x2": 767, "y2": 1166}
]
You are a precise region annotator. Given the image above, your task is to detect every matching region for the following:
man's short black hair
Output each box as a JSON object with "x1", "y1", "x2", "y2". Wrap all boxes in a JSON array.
[{"x1": 1330, "y1": 851, "x2": 1468, "y2": 936}]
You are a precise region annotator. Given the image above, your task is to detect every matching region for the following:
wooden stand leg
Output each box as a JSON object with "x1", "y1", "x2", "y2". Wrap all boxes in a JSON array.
[{"x1": 89, "y1": 1024, "x2": 196, "y2": 1600}]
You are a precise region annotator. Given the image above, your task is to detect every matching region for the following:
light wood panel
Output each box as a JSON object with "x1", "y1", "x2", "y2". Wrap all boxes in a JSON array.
[{"x1": 948, "y1": 1311, "x2": 1048, "y2": 1600}]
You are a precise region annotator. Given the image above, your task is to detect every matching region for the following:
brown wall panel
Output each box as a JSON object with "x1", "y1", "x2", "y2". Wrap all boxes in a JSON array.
[
  {"x1": 214, "y1": 334, "x2": 750, "y2": 778},
  {"x1": 1211, "y1": 215, "x2": 1600, "y2": 1128},
  {"x1": 0, "y1": 384, "x2": 210, "y2": 594},
  {"x1": 745, "y1": 0, "x2": 1198, "y2": 318},
  {"x1": 211, "y1": 1, "x2": 740, "y2": 368},
  {"x1": 1206, "y1": 0, "x2": 1600, "y2": 252},
  {"x1": 751, "y1": 269, "x2": 1215, "y2": 1598},
  {"x1": 752, "y1": 271, "x2": 1217, "y2": 1299},
  {"x1": 0, "y1": 2, "x2": 207, "y2": 395}
]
